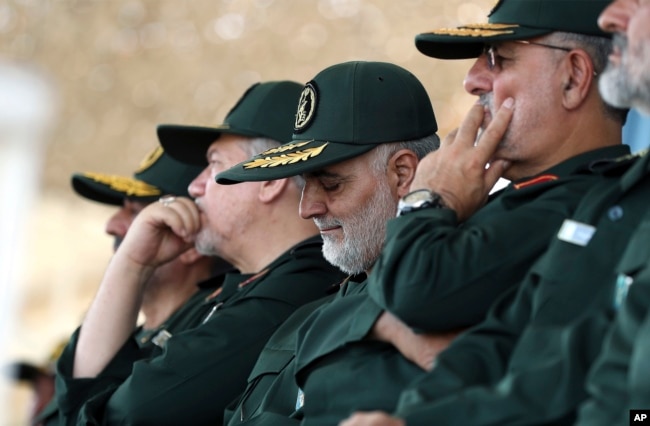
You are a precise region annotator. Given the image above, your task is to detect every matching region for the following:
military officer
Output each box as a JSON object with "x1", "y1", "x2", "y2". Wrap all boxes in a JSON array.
[
  {"x1": 71, "y1": 147, "x2": 232, "y2": 338},
  {"x1": 54, "y1": 81, "x2": 346, "y2": 425},
  {"x1": 216, "y1": 60, "x2": 440, "y2": 425},
  {"x1": 34, "y1": 147, "x2": 231, "y2": 426}
]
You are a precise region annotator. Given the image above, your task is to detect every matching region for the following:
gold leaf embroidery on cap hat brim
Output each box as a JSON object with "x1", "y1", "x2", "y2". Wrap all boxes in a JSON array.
[
  {"x1": 243, "y1": 142, "x2": 329, "y2": 169},
  {"x1": 135, "y1": 146, "x2": 164, "y2": 173},
  {"x1": 258, "y1": 141, "x2": 311, "y2": 156},
  {"x1": 83, "y1": 172, "x2": 162, "y2": 197},
  {"x1": 429, "y1": 23, "x2": 517, "y2": 37}
]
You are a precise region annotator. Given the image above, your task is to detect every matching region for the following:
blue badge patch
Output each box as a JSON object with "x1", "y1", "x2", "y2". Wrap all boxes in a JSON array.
[
  {"x1": 557, "y1": 219, "x2": 596, "y2": 247},
  {"x1": 614, "y1": 274, "x2": 633, "y2": 310}
]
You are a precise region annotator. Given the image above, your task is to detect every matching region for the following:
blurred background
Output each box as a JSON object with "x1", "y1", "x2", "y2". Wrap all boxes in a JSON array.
[{"x1": 1, "y1": 0, "x2": 647, "y2": 424}]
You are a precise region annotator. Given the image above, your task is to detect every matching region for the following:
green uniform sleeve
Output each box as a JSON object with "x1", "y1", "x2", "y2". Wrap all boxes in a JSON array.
[
  {"x1": 394, "y1": 199, "x2": 650, "y2": 426},
  {"x1": 369, "y1": 177, "x2": 595, "y2": 332},
  {"x1": 54, "y1": 236, "x2": 343, "y2": 426},
  {"x1": 397, "y1": 283, "x2": 528, "y2": 412},
  {"x1": 43, "y1": 284, "x2": 219, "y2": 426},
  {"x1": 396, "y1": 279, "x2": 614, "y2": 426},
  {"x1": 370, "y1": 146, "x2": 634, "y2": 335},
  {"x1": 55, "y1": 327, "x2": 147, "y2": 422},
  {"x1": 58, "y1": 297, "x2": 297, "y2": 426}
]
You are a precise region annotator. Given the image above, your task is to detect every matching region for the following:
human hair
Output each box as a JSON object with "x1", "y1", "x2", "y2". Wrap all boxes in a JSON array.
[
  {"x1": 369, "y1": 133, "x2": 441, "y2": 175},
  {"x1": 237, "y1": 136, "x2": 305, "y2": 189},
  {"x1": 547, "y1": 32, "x2": 629, "y2": 125}
]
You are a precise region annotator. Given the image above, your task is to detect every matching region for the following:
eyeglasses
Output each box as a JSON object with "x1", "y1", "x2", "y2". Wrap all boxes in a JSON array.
[{"x1": 482, "y1": 40, "x2": 573, "y2": 71}]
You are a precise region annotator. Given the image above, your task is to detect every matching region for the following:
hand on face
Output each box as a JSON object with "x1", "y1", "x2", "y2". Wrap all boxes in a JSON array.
[
  {"x1": 116, "y1": 196, "x2": 201, "y2": 268},
  {"x1": 409, "y1": 98, "x2": 514, "y2": 222}
]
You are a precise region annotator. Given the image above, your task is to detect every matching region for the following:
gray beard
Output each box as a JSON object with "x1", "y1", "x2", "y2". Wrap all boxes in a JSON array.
[
  {"x1": 318, "y1": 178, "x2": 396, "y2": 275},
  {"x1": 599, "y1": 34, "x2": 650, "y2": 116},
  {"x1": 194, "y1": 227, "x2": 221, "y2": 257}
]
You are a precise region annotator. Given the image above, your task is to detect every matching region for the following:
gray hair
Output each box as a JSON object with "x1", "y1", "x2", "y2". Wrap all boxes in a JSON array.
[
  {"x1": 369, "y1": 133, "x2": 441, "y2": 175},
  {"x1": 548, "y1": 32, "x2": 628, "y2": 124}
]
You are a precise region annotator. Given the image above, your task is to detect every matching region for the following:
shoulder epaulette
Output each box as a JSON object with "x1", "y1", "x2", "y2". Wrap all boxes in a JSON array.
[{"x1": 586, "y1": 149, "x2": 645, "y2": 176}]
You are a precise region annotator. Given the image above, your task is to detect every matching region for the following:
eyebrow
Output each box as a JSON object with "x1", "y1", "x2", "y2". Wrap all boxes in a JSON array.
[
  {"x1": 307, "y1": 170, "x2": 358, "y2": 185},
  {"x1": 307, "y1": 170, "x2": 341, "y2": 179},
  {"x1": 206, "y1": 148, "x2": 219, "y2": 161},
  {"x1": 492, "y1": 42, "x2": 516, "y2": 54}
]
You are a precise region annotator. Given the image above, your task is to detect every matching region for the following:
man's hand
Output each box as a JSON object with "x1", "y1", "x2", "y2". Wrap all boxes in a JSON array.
[
  {"x1": 339, "y1": 411, "x2": 405, "y2": 426},
  {"x1": 118, "y1": 196, "x2": 201, "y2": 269},
  {"x1": 410, "y1": 97, "x2": 514, "y2": 221},
  {"x1": 73, "y1": 196, "x2": 202, "y2": 378},
  {"x1": 370, "y1": 311, "x2": 462, "y2": 371}
]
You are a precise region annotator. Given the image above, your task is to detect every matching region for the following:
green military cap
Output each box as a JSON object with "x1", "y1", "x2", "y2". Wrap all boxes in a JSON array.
[
  {"x1": 71, "y1": 147, "x2": 203, "y2": 206},
  {"x1": 216, "y1": 61, "x2": 437, "y2": 185},
  {"x1": 415, "y1": 0, "x2": 611, "y2": 60},
  {"x1": 156, "y1": 81, "x2": 303, "y2": 166}
]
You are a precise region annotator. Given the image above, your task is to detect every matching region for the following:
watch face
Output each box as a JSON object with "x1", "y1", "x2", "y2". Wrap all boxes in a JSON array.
[
  {"x1": 397, "y1": 189, "x2": 434, "y2": 217},
  {"x1": 397, "y1": 189, "x2": 445, "y2": 216},
  {"x1": 403, "y1": 189, "x2": 433, "y2": 203}
]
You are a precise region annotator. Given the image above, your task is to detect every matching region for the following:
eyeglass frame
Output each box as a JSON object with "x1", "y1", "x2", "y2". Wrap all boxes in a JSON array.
[{"x1": 481, "y1": 40, "x2": 598, "y2": 76}]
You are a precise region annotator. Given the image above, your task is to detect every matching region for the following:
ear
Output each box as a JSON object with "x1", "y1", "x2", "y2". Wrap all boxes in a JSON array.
[
  {"x1": 561, "y1": 49, "x2": 597, "y2": 110},
  {"x1": 178, "y1": 247, "x2": 205, "y2": 265},
  {"x1": 388, "y1": 149, "x2": 420, "y2": 198},
  {"x1": 258, "y1": 178, "x2": 290, "y2": 203}
]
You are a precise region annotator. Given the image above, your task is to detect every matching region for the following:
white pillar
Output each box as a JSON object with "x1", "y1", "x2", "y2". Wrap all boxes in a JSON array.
[{"x1": 0, "y1": 62, "x2": 56, "y2": 423}]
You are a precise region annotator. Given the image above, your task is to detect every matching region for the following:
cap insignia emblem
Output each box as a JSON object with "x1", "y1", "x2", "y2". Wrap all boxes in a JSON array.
[
  {"x1": 135, "y1": 146, "x2": 163, "y2": 173},
  {"x1": 294, "y1": 82, "x2": 317, "y2": 133},
  {"x1": 243, "y1": 142, "x2": 328, "y2": 169}
]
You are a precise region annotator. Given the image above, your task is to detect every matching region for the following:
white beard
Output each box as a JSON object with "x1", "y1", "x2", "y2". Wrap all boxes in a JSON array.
[
  {"x1": 599, "y1": 34, "x2": 650, "y2": 116},
  {"x1": 317, "y1": 177, "x2": 396, "y2": 275}
]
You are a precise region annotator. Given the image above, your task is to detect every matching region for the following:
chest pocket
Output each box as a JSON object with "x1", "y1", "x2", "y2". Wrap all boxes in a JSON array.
[
  {"x1": 529, "y1": 210, "x2": 642, "y2": 323},
  {"x1": 533, "y1": 175, "x2": 650, "y2": 319},
  {"x1": 247, "y1": 348, "x2": 294, "y2": 380},
  {"x1": 237, "y1": 349, "x2": 296, "y2": 421}
]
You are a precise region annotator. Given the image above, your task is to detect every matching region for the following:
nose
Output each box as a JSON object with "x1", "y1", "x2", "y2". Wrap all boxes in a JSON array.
[
  {"x1": 105, "y1": 206, "x2": 132, "y2": 239},
  {"x1": 188, "y1": 167, "x2": 209, "y2": 198},
  {"x1": 463, "y1": 56, "x2": 493, "y2": 96},
  {"x1": 598, "y1": 0, "x2": 631, "y2": 34},
  {"x1": 299, "y1": 182, "x2": 327, "y2": 220}
]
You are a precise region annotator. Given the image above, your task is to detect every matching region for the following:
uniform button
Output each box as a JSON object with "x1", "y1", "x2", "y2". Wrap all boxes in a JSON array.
[{"x1": 608, "y1": 205, "x2": 624, "y2": 221}]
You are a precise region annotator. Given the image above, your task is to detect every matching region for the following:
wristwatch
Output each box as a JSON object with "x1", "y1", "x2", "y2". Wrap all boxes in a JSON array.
[{"x1": 397, "y1": 189, "x2": 446, "y2": 216}]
